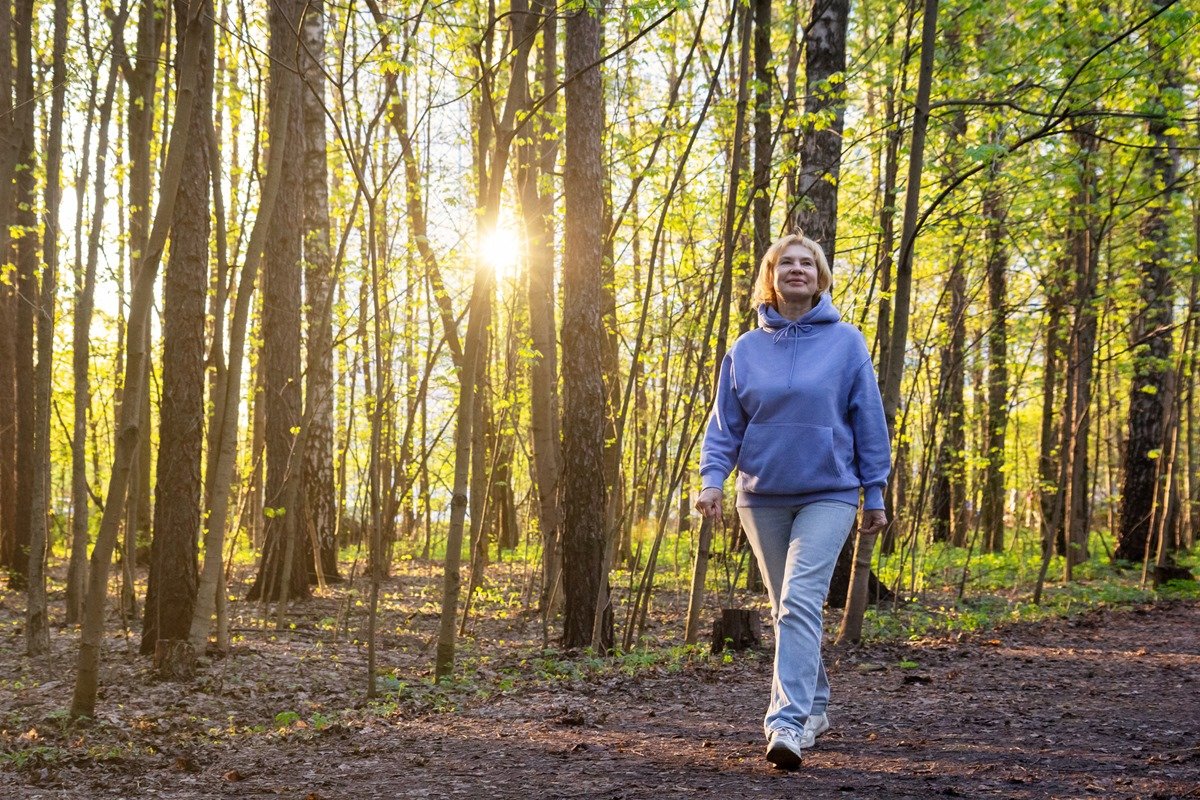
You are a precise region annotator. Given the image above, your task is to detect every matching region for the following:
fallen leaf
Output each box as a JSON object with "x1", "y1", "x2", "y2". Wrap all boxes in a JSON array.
[{"x1": 173, "y1": 756, "x2": 199, "y2": 773}]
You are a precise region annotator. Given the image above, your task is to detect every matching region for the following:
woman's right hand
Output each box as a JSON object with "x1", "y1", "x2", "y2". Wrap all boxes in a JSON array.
[{"x1": 695, "y1": 487, "x2": 724, "y2": 520}]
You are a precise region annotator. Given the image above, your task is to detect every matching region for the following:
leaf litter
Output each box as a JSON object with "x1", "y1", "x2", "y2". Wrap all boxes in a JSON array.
[{"x1": 1, "y1": 564, "x2": 1197, "y2": 799}]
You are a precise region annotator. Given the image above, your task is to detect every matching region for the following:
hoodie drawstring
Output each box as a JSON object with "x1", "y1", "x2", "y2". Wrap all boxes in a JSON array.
[
  {"x1": 769, "y1": 320, "x2": 813, "y2": 344},
  {"x1": 771, "y1": 321, "x2": 813, "y2": 388}
]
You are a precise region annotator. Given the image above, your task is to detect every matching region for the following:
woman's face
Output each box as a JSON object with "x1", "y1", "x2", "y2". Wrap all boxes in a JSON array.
[{"x1": 772, "y1": 243, "x2": 820, "y2": 309}]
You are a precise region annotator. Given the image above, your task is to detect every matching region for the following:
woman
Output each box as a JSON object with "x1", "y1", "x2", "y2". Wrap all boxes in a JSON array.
[{"x1": 696, "y1": 232, "x2": 890, "y2": 770}]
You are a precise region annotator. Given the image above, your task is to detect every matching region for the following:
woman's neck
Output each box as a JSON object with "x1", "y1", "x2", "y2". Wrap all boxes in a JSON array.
[{"x1": 776, "y1": 296, "x2": 815, "y2": 321}]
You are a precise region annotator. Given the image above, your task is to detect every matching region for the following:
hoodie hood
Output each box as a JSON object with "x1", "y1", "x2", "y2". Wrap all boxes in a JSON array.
[{"x1": 757, "y1": 292, "x2": 841, "y2": 333}]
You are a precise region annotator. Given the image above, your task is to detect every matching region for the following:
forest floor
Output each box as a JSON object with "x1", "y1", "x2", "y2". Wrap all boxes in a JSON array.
[{"x1": 1, "y1": 562, "x2": 1199, "y2": 799}]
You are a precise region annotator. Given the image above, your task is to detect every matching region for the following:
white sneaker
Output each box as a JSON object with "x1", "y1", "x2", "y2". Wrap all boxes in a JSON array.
[
  {"x1": 766, "y1": 727, "x2": 803, "y2": 769},
  {"x1": 800, "y1": 712, "x2": 830, "y2": 749}
]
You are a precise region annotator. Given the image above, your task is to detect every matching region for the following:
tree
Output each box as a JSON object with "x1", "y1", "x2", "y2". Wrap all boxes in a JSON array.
[
  {"x1": 9, "y1": 0, "x2": 36, "y2": 590},
  {"x1": 0, "y1": 0, "x2": 17, "y2": 584},
  {"x1": 67, "y1": 9, "x2": 123, "y2": 625},
  {"x1": 189, "y1": 10, "x2": 296, "y2": 654},
  {"x1": 141, "y1": 0, "x2": 214, "y2": 655},
  {"x1": 514, "y1": 0, "x2": 562, "y2": 615},
  {"x1": 26, "y1": 0, "x2": 68, "y2": 655},
  {"x1": 684, "y1": 0, "x2": 750, "y2": 646},
  {"x1": 247, "y1": 0, "x2": 311, "y2": 603},
  {"x1": 118, "y1": 0, "x2": 167, "y2": 588},
  {"x1": 72, "y1": 0, "x2": 208, "y2": 718},
  {"x1": 1115, "y1": 0, "x2": 1182, "y2": 566},
  {"x1": 791, "y1": 0, "x2": 849, "y2": 260},
  {"x1": 1061, "y1": 122, "x2": 1102, "y2": 575},
  {"x1": 980, "y1": 162, "x2": 1009, "y2": 554},
  {"x1": 751, "y1": 0, "x2": 772, "y2": 260},
  {"x1": 843, "y1": 0, "x2": 940, "y2": 644},
  {"x1": 301, "y1": 0, "x2": 340, "y2": 584},
  {"x1": 434, "y1": 0, "x2": 537, "y2": 676},
  {"x1": 561, "y1": 0, "x2": 610, "y2": 651},
  {"x1": 928, "y1": 52, "x2": 968, "y2": 549},
  {"x1": 868, "y1": 5, "x2": 907, "y2": 554}
]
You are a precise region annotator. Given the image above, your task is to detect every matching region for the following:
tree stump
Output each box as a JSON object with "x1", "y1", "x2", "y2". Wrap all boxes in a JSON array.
[
  {"x1": 153, "y1": 639, "x2": 196, "y2": 681},
  {"x1": 711, "y1": 608, "x2": 761, "y2": 654},
  {"x1": 1154, "y1": 564, "x2": 1196, "y2": 586},
  {"x1": 828, "y1": 537, "x2": 895, "y2": 608}
]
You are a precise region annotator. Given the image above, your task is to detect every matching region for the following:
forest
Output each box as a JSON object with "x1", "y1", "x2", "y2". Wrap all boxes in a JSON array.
[{"x1": 1, "y1": 0, "x2": 1198, "y2": 796}]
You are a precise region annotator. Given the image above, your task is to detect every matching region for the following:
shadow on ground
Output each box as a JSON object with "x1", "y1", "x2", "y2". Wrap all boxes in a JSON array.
[{"x1": 4, "y1": 602, "x2": 1198, "y2": 799}]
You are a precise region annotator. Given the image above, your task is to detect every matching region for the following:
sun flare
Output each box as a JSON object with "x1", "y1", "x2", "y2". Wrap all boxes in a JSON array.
[{"x1": 480, "y1": 226, "x2": 522, "y2": 280}]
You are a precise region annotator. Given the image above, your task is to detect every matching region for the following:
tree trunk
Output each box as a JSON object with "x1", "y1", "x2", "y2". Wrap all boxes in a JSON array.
[
  {"x1": 247, "y1": 0, "x2": 311, "y2": 603},
  {"x1": 467, "y1": 322, "x2": 491, "y2": 584},
  {"x1": 1062, "y1": 124, "x2": 1101, "y2": 575},
  {"x1": 711, "y1": 607, "x2": 761, "y2": 654},
  {"x1": 432, "y1": 0, "x2": 536, "y2": 675},
  {"x1": 9, "y1": 0, "x2": 37, "y2": 590},
  {"x1": 434, "y1": 271, "x2": 491, "y2": 676},
  {"x1": 684, "y1": 0, "x2": 750, "y2": 647},
  {"x1": 248, "y1": 355, "x2": 266, "y2": 549},
  {"x1": 872, "y1": 14, "x2": 905, "y2": 553},
  {"x1": 199, "y1": 1, "x2": 230, "y2": 641},
  {"x1": 189, "y1": 40, "x2": 295, "y2": 654},
  {"x1": 684, "y1": 517, "x2": 714, "y2": 644},
  {"x1": 599, "y1": 149, "x2": 623, "y2": 635},
  {"x1": 930, "y1": 249, "x2": 967, "y2": 547},
  {"x1": 790, "y1": 0, "x2": 848, "y2": 262},
  {"x1": 300, "y1": 0, "x2": 340, "y2": 583},
  {"x1": 153, "y1": 639, "x2": 196, "y2": 681},
  {"x1": 0, "y1": 0, "x2": 18, "y2": 586},
  {"x1": 844, "y1": 0, "x2": 940, "y2": 644},
  {"x1": 365, "y1": 195, "x2": 387, "y2": 696},
  {"x1": 122, "y1": 0, "x2": 164, "y2": 576},
  {"x1": 1188, "y1": 168, "x2": 1200, "y2": 550},
  {"x1": 981, "y1": 169, "x2": 1009, "y2": 553},
  {"x1": 929, "y1": 104, "x2": 967, "y2": 548},
  {"x1": 26, "y1": 0, "x2": 67, "y2": 655},
  {"x1": 751, "y1": 0, "x2": 772, "y2": 261},
  {"x1": 141, "y1": 0, "x2": 213, "y2": 655},
  {"x1": 67, "y1": 33, "x2": 121, "y2": 624},
  {"x1": 514, "y1": 0, "x2": 562, "y2": 614},
  {"x1": 1033, "y1": 257, "x2": 1068, "y2": 603},
  {"x1": 71, "y1": 0, "x2": 207, "y2": 718},
  {"x1": 561, "y1": 1, "x2": 611, "y2": 652},
  {"x1": 1116, "y1": 10, "x2": 1180, "y2": 564},
  {"x1": 880, "y1": 0, "x2": 937, "y2": 461}
]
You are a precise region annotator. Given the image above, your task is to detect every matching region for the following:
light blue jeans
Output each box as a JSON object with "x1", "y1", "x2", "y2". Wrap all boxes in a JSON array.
[{"x1": 738, "y1": 501, "x2": 857, "y2": 739}]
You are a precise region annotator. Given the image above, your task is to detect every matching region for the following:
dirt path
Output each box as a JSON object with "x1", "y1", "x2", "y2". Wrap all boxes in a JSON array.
[{"x1": 6, "y1": 602, "x2": 1199, "y2": 799}]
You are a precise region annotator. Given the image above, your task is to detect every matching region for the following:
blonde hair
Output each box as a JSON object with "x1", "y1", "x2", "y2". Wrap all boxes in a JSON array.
[{"x1": 750, "y1": 232, "x2": 832, "y2": 309}]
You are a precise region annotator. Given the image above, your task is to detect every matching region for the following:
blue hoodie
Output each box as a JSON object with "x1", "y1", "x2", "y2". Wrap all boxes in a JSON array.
[{"x1": 700, "y1": 294, "x2": 891, "y2": 510}]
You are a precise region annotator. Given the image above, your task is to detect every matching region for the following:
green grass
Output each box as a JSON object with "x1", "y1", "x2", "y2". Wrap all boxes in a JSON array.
[
  {"x1": 840, "y1": 525, "x2": 1200, "y2": 641},
  {"x1": 857, "y1": 567, "x2": 1198, "y2": 642}
]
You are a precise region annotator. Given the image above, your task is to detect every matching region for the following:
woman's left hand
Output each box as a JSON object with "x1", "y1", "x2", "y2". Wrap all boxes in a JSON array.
[{"x1": 860, "y1": 508, "x2": 889, "y2": 537}]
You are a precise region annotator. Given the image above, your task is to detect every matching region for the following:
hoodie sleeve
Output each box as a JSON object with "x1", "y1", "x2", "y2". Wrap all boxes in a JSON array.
[
  {"x1": 699, "y1": 350, "x2": 748, "y2": 491},
  {"x1": 849, "y1": 357, "x2": 891, "y2": 510}
]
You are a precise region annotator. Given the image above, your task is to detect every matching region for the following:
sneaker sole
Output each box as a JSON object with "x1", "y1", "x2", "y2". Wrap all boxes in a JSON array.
[{"x1": 766, "y1": 744, "x2": 802, "y2": 770}]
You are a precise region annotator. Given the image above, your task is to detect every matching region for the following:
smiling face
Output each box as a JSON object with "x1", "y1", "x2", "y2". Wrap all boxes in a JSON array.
[
  {"x1": 771, "y1": 243, "x2": 820, "y2": 313},
  {"x1": 750, "y1": 233, "x2": 833, "y2": 313}
]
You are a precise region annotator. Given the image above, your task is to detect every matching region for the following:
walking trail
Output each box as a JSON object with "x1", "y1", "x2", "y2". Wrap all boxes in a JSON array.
[{"x1": 4, "y1": 601, "x2": 1198, "y2": 799}]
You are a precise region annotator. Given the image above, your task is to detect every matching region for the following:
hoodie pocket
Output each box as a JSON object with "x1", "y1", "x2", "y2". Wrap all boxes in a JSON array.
[{"x1": 737, "y1": 422, "x2": 845, "y2": 495}]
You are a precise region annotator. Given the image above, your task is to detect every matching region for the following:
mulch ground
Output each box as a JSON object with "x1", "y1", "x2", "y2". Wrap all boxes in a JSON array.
[{"x1": 2, "y1": 576, "x2": 1198, "y2": 799}]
